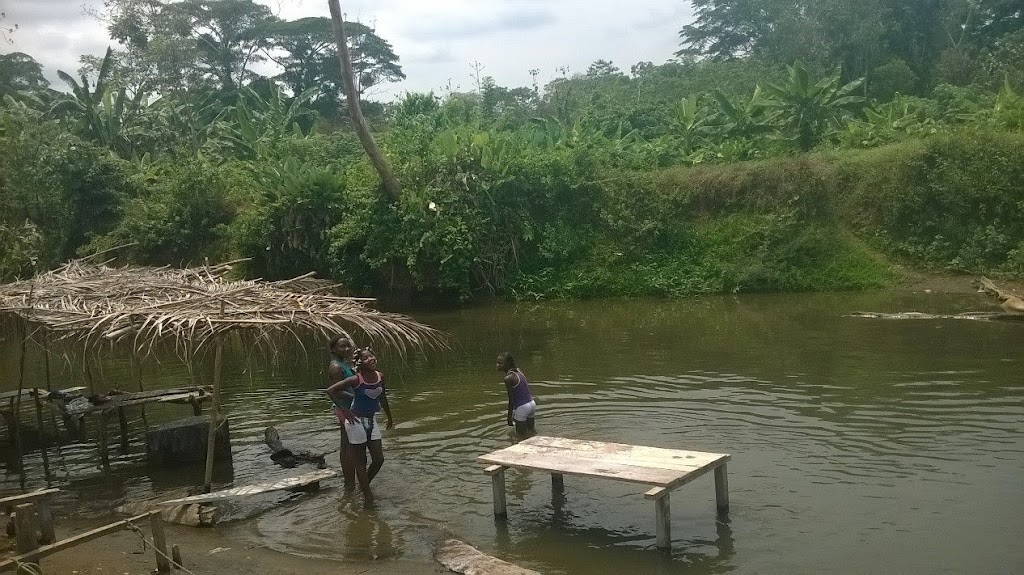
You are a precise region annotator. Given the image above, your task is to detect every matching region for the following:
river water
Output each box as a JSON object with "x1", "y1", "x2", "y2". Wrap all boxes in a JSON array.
[{"x1": 1, "y1": 291, "x2": 1022, "y2": 574}]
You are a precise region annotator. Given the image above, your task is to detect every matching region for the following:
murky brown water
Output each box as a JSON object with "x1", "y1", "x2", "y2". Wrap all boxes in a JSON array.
[{"x1": 1, "y1": 291, "x2": 1022, "y2": 574}]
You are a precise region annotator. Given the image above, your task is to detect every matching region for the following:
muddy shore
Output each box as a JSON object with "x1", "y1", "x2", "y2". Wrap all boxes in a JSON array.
[{"x1": 22, "y1": 516, "x2": 448, "y2": 575}]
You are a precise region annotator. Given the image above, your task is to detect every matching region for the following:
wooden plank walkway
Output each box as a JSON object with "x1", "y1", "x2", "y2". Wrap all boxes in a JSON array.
[
  {"x1": 478, "y1": 436, "x2": 730, "y2": 549},
  {"x1": 159, "y1": 469, "x2": 336, "y2": 505},
  {"x1": 62, "y1": 387, "x2": 212, "y2": 417}
]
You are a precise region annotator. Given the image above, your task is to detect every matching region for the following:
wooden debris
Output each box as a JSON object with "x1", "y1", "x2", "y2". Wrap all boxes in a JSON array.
[
  {"x1": 435, "y1": 539, "x2": 541, "y2": 575},
  {"x1": 264, "y1": 427, "x2": 326, "y2": 469},
  {"x1": 978, "y1": 277, "x2": 1024, "y2": 313}
]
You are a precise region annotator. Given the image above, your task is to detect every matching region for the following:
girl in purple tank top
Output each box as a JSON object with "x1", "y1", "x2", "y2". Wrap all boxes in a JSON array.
[{"x1": 496, "y1": 352, "x2": 536, "y2": 436}]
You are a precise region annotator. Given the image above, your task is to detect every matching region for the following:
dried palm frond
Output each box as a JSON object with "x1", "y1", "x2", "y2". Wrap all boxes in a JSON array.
[{"x1": 0, "y1": 259, "x2": 446, "y2": 358}]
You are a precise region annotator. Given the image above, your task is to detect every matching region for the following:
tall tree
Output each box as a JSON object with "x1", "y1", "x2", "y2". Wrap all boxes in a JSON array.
[
  {"x1": 677, "y1": 0, "x2": 825, "y2": 61},
  {"x1": 0, "y1": 52, "x2": 49, "y2": 100},
  {"x1": 168, "y1": 0, "x2": 278, "y2": 92},
  {"x1": 268, "y1": 16, "x2": 404, "y2": 101}
]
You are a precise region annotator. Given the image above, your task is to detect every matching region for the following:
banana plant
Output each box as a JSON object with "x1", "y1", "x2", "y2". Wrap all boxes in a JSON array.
[
  {"x1": 711, "y1": 87, "x2": 778, "y2": 139},
  {"x1": 761, "y1": 61, "x2": 864, "y2": 152},
  {"x1": 227, "y1": 82, "x2": 317, "y2": 158},
  {"x1": 673, "y1": 96, "x2": 713, "y2": 155},
  {"x1": 49, "y1": 47, "x2": 152, "y2": 158}
]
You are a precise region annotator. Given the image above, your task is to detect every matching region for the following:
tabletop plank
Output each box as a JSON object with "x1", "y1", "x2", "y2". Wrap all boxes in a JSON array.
[
  {"x1": 478, "y1": 436, "x2": 730, "y2": 489},
  {"x1": 517, "y1": 436, "x2": 729, "y2": 473},
  {"x1": 478, "y1": 449, "x2": 683, "y2": 486}
]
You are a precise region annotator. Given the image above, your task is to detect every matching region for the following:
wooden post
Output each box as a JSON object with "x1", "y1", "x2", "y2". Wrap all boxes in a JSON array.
[
  {"x1": 31, "y1": 388, "x2": 52, "y2": 480},
  {"x1": 171, "y1": 544, "x2": 182, "y2": 569},
  {"x1": 645, "y1": 487, "x2": 671, "y2": 549},
  {"x1": 714, "y1": 463, "x2": 730, "y2": 514},
  {"x1": 14, "y1": 312, "x2": 30, "y2": 491},
  {"x1": 37, "y1": 498, "x2": 55, "y2": 544},
  {"x1": 150, "y1": 511, "x2": 171, "y2": 573},
  {"x1": 117, "y1": 407, "x2": 130, "y2": 454},
  {"x1": 484, "y1": 465, "x2": 507, "y2": 518},
  {"x1": 134, "y1": 355, "x2": 150, "y2": 432},
  {"x1": 14, "y1": 503, "x2": 39, "y2": 556},
  {"x1": 551, "y1": 473, "x2": 564, "y2": 496},
  {"x1": 203, "y1": 334, "x2": 224, "y2": 493},
  {"x1": 98, "y1": 411, "x2": 110, "y2": 469}
]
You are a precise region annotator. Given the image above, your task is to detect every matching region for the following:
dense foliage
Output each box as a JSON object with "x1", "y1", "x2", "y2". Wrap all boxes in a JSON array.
[{"x1": 0, "y1": 0, "x2": 1022, "y2": 302}]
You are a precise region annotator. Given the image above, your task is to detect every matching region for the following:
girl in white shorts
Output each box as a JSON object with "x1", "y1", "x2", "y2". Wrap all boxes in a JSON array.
[{"x1": 327, "y1": 348, "x2": 393, "y2": 491}]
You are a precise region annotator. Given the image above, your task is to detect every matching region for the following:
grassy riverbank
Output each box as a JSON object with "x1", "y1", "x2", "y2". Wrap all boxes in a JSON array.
[{"x1": 508, "y1": 131, "x2": 1024, "y2": 299}]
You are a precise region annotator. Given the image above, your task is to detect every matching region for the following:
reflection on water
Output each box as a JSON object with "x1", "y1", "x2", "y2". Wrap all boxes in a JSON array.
[{"x1": 1, "y1": 291, "x2": 1023, "y2": 574}]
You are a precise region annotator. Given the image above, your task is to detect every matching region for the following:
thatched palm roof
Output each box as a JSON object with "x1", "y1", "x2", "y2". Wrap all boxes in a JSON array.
[{"x1": 0, "y1": 258, "x2": 444, "y2": 356}]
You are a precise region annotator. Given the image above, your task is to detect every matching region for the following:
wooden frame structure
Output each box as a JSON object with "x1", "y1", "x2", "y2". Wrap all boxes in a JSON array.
[
  {"x1": 0, "y1": 256, "x2": 444, "y2": 492},
  {"x1": 478, "y1": 436, "x2": 731, "y2": 549}
]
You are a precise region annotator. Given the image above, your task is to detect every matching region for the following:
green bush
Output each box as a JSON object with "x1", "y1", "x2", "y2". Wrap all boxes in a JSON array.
[
  {"x1": 841, "y1": 131, "x2": 1024, "y2": 273},
  {"x1": 0, "y1": 114, "x2": 138, "y2": 266},
  {"x1": 89, "y1": 161, "x2": 238, "y2": 265}
]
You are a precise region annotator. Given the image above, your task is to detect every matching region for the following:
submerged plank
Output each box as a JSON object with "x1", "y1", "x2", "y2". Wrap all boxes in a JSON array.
[
  {"x1": 435, "y1": 539, "x2": 541, "y2": 575},
  {"x1": 159, "y1": 469, "x2": 336, "y2": 505}
]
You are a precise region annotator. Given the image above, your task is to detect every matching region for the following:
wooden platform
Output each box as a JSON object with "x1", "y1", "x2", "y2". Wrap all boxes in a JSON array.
[
  {"x1": 61, "y1": 387, "x2": 212, "y2": 417},
  {"x1": 478, "y1": 436, "x2": 730, "y2": 549}
]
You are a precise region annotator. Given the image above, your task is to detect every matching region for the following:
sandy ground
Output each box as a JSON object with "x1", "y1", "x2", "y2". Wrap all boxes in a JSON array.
[{"x1": 20, "y1": 517, "x2": 448, "y2": 575}]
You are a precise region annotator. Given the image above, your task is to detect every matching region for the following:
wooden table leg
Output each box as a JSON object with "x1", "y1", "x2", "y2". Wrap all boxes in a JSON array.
[
  {"x1": 551, "y1": 473, "x2": 564, "y2": 495},
  {"x1": 645, "y1": 487, "x2": 671, "y2": 549},
  {"x1": 715, "y1": 463, "x2": 730, "y2": 514},
  {"x1": 483, "y1": 465, "x2": 507, "y2": 518},
  {"x1": 37, "y1": 498, "x2": 56, "y2": 544}
]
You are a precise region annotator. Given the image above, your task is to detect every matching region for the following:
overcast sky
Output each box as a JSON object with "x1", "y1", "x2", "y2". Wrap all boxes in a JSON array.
[{"x1": 2, "y1": 0, "x2": 693, "y2": 100}]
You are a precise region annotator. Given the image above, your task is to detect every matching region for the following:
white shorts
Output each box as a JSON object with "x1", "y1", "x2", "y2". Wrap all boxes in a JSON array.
[
  {"x1": 343, "y1": 415, "x2": 382, "y2": 444},
  {"x1": 512, "y1": 400, "x2": 536, "y2": 422}
]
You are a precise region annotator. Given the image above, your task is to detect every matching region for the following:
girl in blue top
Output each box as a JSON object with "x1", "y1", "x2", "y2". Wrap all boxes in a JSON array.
[
  {"x1": 328, "y1": 335, "x2": 357, "y2": 490},
  {"x1": 327, "y1": 347, "x2": 394, "y2": 492}
]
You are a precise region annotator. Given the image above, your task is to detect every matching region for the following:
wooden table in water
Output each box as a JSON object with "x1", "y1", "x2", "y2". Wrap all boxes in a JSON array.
[{"x1": 478, "y1": 435, "x2": 731, "y2": 549}]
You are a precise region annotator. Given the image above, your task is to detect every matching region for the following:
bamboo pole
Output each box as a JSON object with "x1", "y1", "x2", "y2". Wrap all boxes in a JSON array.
[
  {"x1": 14, "y1": 306, "x2": 30, "y2": 490},
  {"x1": 203, "y1": 301, "x2": 227, "y2": 492},
  {"x1": 202, "y1": 336, "x2": 223, "y2": 492}
]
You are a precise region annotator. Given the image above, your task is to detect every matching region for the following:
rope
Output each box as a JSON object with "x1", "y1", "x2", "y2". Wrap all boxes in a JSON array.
[
  {"x1": 12, "y1": 560, "x2": 42, "y2": 575},
  {"x1": 123, "y1": 518, "x2": 200, "y2": 575}
]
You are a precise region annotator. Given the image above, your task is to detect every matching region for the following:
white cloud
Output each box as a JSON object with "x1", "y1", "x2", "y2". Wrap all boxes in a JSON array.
[{"x1": 2, "y1": 0, "x2": 693, "y2": 99}]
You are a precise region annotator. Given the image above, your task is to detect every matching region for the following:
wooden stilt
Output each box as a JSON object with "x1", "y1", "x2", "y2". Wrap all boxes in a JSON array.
[
  {"x1": 551, "y1": 473, "x2": 564, "y2": 495},
  {"x1": 171, "y1": 544, "x2": 182, "y2": 569},
  {"x1": 203, "y1": 334, "x2": 224, "y2": 493},
  {"x1": 134, "y1": 356, "x2": 150, "y2": 432},
  {"x1": 14, "y1": 503, "x2": 39, "y2": 556},
  {"x1": 150, "y1": 511, "x2": 171, "y2": 573},
  {"x1": 98, "y1": 411, "x2": 109, "y2": 469},
  {"x1": 645, "y1": 487, "x2": 671, "y2": 549},
  {"x1": 37, "y1": 498, "x2": 55, "y2": 544},
  {"x1": 117, "y1": 407, "x2": 130, "y2": 454},
  {"x1": 714, "y1": 463, "x2": 729, "y2": 514},
  {"x1": 32, "y1": 389, "x2": 52, "y2": 480},
  {"x1": 484, "y1": 465, "x2": 507, "y2": 518}
]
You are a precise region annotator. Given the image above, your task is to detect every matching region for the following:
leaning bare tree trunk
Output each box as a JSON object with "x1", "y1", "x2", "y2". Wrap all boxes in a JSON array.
[{"x1": 328, "y1": 0, "x2": 402, "y2": 202}]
